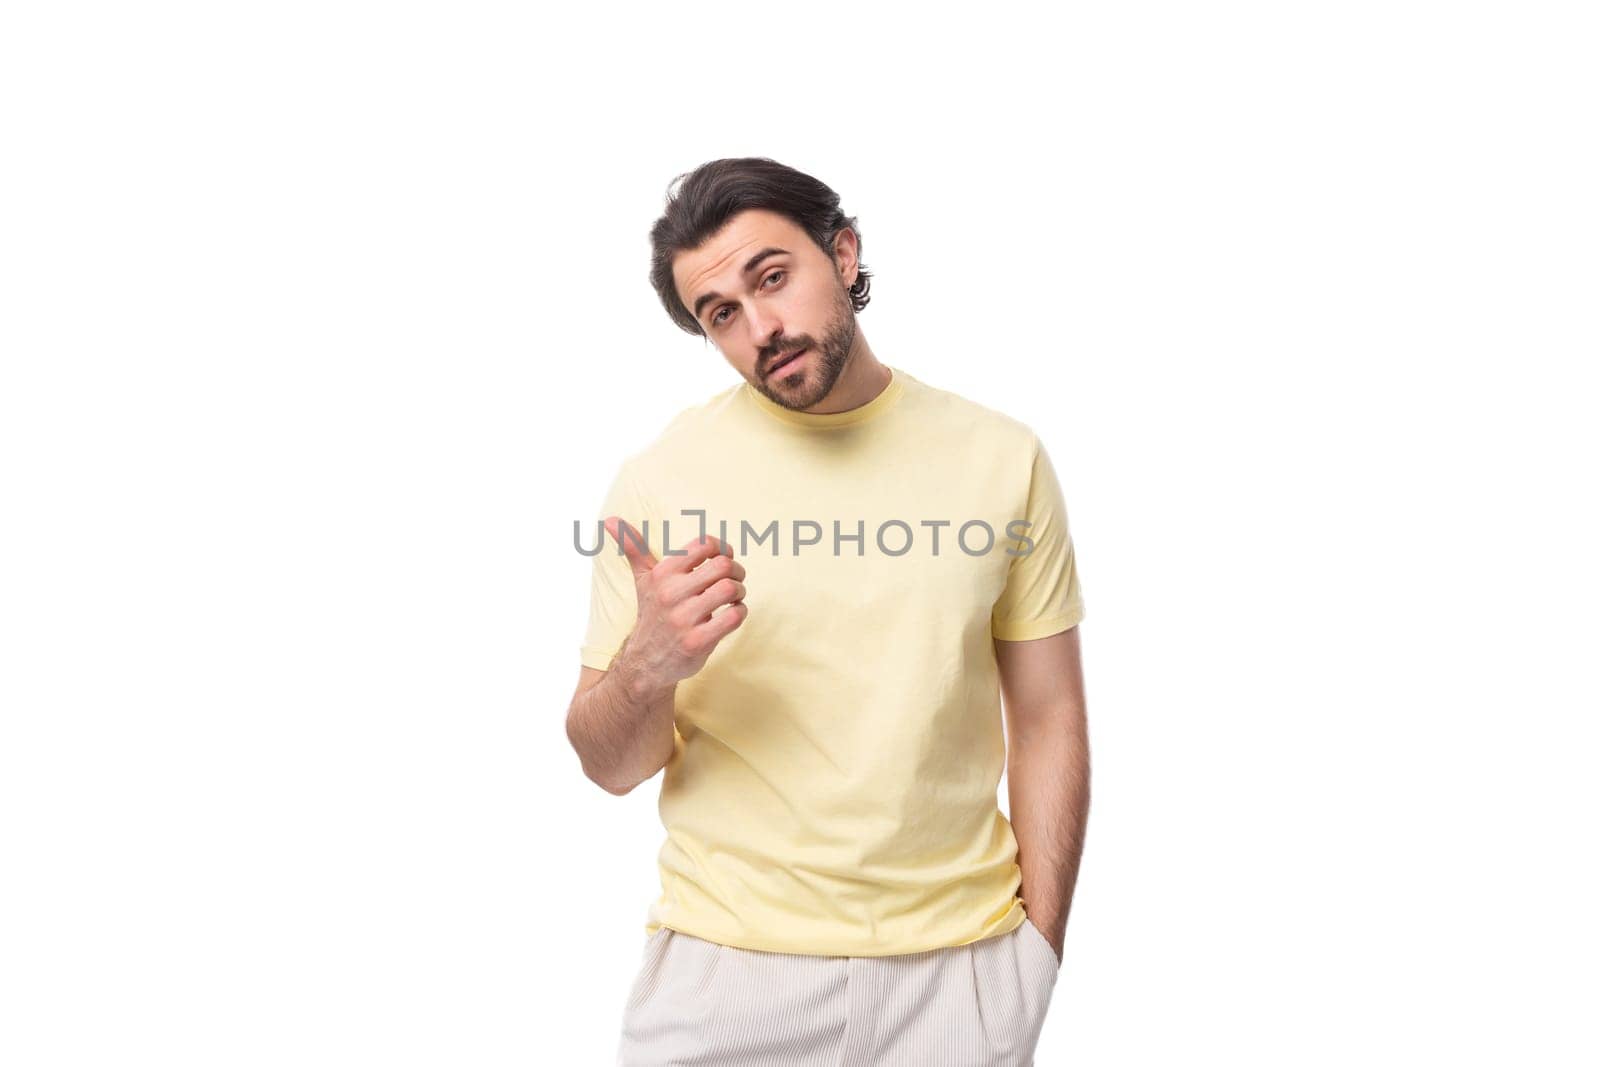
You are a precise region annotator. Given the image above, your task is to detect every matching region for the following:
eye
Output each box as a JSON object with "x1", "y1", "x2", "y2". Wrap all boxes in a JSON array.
[{"x1": 709, "y1": 271, "x2": 784, "y2": 329}]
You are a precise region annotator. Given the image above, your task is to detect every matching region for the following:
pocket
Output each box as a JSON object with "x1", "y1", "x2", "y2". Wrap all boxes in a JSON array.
[
  {"x1": 623, "y1": 927, "x2": 672, "y2": 1013},
  {"x1": 1020, "y1": 915, "x2": 1062, "y2": 972}
]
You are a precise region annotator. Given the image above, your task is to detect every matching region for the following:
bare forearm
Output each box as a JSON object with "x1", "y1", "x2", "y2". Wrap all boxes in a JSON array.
[
  {"x1": 1007, "y1": 719, "x2": 1091, "y2": 955},
  {"x1": 567, "y1": 642, "x2": 677, "y2": 794}
]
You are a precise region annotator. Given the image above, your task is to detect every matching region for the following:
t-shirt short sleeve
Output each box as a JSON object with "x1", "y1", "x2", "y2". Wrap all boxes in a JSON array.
[
  {"x1": 579, "y1": 459, "x2": 651, "y2": 671},
  {"x1": 990, "y1": 435, "x2": 1085, "y2": 642}
]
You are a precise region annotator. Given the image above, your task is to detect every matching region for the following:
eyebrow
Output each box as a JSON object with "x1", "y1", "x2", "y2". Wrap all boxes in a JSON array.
[{"x1": 690, "y1": 247, "x2": 791, "y2": 325}]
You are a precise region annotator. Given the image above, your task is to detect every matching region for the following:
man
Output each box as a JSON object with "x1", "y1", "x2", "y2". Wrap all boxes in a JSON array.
[{"x1": 567, "y1": 157, "x2": 1091, "y2": 1066}]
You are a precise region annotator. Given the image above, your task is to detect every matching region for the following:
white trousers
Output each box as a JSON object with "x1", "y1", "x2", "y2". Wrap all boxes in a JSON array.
[{"x1": 616, "y1": 917, "x2": 1061, "y2": 1066}]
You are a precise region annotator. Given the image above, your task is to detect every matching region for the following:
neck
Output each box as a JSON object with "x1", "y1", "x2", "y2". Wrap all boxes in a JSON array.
[{"x1": 806, "y1": 334, "x2": 889, "y2": 414}]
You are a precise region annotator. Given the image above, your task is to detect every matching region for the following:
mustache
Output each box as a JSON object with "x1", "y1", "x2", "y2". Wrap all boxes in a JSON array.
[{"x1": 763, "y1": 344, "x2": 812, "y2": 374}]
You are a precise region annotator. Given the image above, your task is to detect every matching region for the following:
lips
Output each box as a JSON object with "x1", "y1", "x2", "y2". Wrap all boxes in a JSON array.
[{"x1": 769, "y1": 348, "x2": 808, "y2": 375}]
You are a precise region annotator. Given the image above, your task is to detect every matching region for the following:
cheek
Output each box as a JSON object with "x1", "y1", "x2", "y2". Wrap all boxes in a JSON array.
[{"x1": 787, "y1": 286, "x2": 827, "y2": 327}]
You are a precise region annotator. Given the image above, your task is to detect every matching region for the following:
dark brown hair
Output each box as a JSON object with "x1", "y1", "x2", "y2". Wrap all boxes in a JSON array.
[{"x1": 648, "y1": 157, "x2": 873, "y2": 337}]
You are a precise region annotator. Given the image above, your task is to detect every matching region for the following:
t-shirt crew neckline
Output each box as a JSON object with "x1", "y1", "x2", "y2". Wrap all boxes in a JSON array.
[{"x1": 740, "y1": 364, "x2": 906, "y2": 429}]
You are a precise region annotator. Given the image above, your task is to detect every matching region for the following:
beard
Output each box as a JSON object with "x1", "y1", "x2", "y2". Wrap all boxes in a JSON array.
[{"x1": 753, "y1": 279, "x2": 858, "y2": 411}]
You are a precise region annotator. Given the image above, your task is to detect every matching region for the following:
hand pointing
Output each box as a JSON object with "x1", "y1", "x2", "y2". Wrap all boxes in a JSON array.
[{"x1": 603, "y1": 516, "x2": 749, "y2": 688}]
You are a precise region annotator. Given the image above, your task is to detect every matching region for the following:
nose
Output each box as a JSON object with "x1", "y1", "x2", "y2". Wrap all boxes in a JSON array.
[{"x1": 745, "y1": 303, "x2": 782, "y2": 352}]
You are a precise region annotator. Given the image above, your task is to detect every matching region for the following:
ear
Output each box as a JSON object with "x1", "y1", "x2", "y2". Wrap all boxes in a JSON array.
[{"x1": 832, "y1": 226, "x2": 860, "y2": 290}]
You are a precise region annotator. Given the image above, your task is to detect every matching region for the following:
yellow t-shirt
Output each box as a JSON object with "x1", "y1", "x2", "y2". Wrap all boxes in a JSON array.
[{"x1": 578, "y1": 364, "x2": 1084, "y2": 956}]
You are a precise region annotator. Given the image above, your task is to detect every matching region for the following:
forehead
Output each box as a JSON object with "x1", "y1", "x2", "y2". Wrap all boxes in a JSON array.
[{"x1": 672, "y1": 209, "x2": 810, "y2": 313}]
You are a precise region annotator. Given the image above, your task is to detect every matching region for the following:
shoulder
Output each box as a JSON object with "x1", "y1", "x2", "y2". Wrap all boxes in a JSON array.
[
  {"x1": 617, "y1": 378, "x2": 745, "y2": 482},
  {"x1": 897, "y1": 369, "x2": 1042, "y2": 455},
  {"x1": 655, "y1": 379, "x2": 745, "y2": 445}
]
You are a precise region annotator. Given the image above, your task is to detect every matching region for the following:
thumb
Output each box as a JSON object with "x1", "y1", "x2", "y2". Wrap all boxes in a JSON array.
[{"x1": 604, "y1": 515, "x2": 659, "y2": 577}]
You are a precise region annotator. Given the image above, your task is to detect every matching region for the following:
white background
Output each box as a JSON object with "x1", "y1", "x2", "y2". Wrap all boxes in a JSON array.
[{"x1": 3, "y1": 2, "x2": 1596, "y2": 1064}]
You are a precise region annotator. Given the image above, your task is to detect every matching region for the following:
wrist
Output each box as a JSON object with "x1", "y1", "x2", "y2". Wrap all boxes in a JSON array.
[{"x1": 614, "y1": 649, "x2": 674, "y2": 704}]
